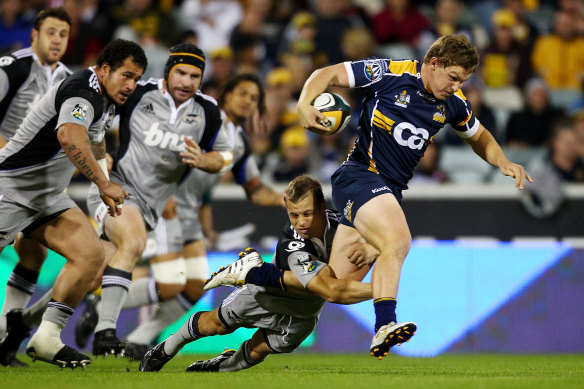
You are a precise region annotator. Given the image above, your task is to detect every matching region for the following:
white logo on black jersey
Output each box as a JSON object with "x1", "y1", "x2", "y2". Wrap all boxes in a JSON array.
[
  {"x1": 89, "y1": 73, "x2": 100, "y2": 92},
  {"x1": 0, "y1": 56, "x2": 15, "y2": 67},
  {"x1": 285, "y1": 241, "x2": 305, "y2": 252},
  {"x1": 140, "y1": 103, "x2": 155, "y2": 114}
]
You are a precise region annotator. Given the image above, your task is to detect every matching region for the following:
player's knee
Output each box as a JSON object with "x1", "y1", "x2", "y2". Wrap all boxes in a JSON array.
[{"x1": 117, "y1": 234, "x2": 148, "y2": 258}]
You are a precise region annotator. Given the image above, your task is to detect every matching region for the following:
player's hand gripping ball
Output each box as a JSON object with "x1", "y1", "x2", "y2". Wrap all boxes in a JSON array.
[{"x1": 311, "y1": 92, "x2": 351, "y2": 135}]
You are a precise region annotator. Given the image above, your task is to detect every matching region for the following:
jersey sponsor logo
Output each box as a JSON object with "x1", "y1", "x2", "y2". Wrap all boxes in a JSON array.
[
  {"x1": 372, "y1": 186, "x2": 390, "y2": 194},
  {"x1": 394, "y1": 90, "x2": 410, "y2": 108},
  {"x1": 285, "y1": 240, "x2": 305, "y2": 252},
  {"x1": 433, "y1": 105, "x2": 446, "y2": 123},
  {"x1": 140, "y1": 103, "x2": 155, "y2": 114},
  {"x1": 343, "y1": 199, "x2": 354, "y2": 223},
  {"x1": 417, "y1": 90, "x2": 436, "y2": 102},
  {"x1": 393, "y1": 122, "x2": 430, "y2": 150},
  {"x1": 364, "y1": 59, "x2": 382, "y2": 82},
  {"x1": 143, "y1": 122, "x2": 187, "y2": 151},
  {"x1": 72, "y1": 103, "x2": 89, "y2": 121},
  {"x1": 0, "y1": 56, "x2": 15, "y2": 67}
]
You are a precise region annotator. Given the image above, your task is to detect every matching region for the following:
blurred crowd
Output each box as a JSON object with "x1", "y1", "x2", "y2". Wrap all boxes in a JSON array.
[{"x1": 2, "y1": 0, "x2": 584, "y2": 188}]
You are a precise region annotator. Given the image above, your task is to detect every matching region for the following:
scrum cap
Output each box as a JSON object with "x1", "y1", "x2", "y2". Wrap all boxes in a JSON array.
[{"x1": 164, "y1": 43, "x2": 206, "y2": 81}]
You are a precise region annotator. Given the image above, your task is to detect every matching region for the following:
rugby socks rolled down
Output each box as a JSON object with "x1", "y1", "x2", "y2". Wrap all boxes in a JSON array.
[
  {"x1": 245, "y1": 263, "x2": 287, "y2": 290},
  {"x1": 373, "y1": 297, "x2": 397, "y2": 332},
  {"x1": 95, "y1": 266, "x2": 132, "y2": 333},
  {"x1": 0, "y1": 264, "x2": 40, "y2": 336},
  {"x1": 163, "y1": 311, "x2": 205, "y2": 357}
]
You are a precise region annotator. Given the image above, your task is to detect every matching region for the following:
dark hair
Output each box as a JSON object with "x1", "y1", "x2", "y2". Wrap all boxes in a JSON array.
[
  {"x1": 96, "y1": 39, "x2": 148, "y2": 73},
  {"x1": 33, "y1": 7, "x2": 72, "y2": 31},
  {"x1": 284, "y1": 175, "x2": 325, "y2": 211},
  {"x1": 164, "y1": 43, "x2": 206, "y2": 81},
  {"x1": 423, "y1": 34, "x2": 479, "y2": 73},
  {"x1": 218, "y1": 73, "x2": 266, "y2": 116}
]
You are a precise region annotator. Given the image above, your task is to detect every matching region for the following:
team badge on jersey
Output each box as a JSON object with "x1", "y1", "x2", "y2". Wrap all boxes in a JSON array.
[
  {"x1": 72, "y1": 103, "x2": 89, "y2": 121},
  {"x1": 364, "y1": 59, "x2": 383, "y2": 82},
  {"x1": 0, "y1": 56, "x2": 15, "y2": 67},
  {"x1": 296, "y1": 252, "x2": 318, "y2": 274},
  {"x1": 184, "y1": 114, "x2": 200, "y2": 125},
  {"x1": 395, "y1": 90, "x2": 411, "y2": 108},
  {"x1": 433, "y1": 105, "x2": 446, "y2": 123}
]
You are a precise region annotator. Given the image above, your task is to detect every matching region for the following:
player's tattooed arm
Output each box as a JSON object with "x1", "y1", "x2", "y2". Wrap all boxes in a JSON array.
[
  {"x1": 90, "y1": 138, "x2": 106, "y2": 160},
  {"x1": 57, "y1": 123, "x2": 127, "y2": 207}
]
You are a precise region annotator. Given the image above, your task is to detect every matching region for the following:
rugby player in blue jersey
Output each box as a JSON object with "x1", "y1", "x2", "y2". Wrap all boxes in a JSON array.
[{"x1": 295, "y1": 34, "x2": 532, "y2": 359}]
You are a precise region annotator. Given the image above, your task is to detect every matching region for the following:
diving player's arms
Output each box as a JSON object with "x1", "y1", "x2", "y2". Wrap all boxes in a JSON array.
[
  {"x1": 465, "y1": 124, "x2": 533, "y2": 190},
  {"x1": 284, "y1": 266, "x2": 372, "y2": 304},
  {"x1": 244, "y1": 177, "x2": 285, "y2": 207},
  {"x1": 297, "y1": 63, "x2": 350, "y2": 135},
  {"x1": 180, "y1": 136, "x2": 232, "y2": 173},
  {"x1": 58, "y1": 123, "x2": 127, "y2": 215}
]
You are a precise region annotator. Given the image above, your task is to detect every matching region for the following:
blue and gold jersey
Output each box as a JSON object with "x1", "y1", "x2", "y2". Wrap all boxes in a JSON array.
[{"x1": 343, "y1": 58, "x2": 480, "y2": 189}]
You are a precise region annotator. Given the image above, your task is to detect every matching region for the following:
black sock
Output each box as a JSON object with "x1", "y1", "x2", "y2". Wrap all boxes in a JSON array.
[
  {"x1": 374, "y1": 298, "x2": 397, "y2": 332},
  {"x1": 245, "y1": 263, "x2": 286, "y2": 290}
]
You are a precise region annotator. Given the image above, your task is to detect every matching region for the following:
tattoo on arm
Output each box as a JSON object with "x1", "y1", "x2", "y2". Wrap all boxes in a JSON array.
[
  {"x1": 90, "y1": 138, "x2": 106, "y2": 160},
  {"x1": 66, "y1": 144, "x2": 100, "y2": 184}
]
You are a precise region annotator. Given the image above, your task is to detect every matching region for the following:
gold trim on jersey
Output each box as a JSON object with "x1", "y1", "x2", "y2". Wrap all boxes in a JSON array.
[
  {"x1": 388, "y1": 60, "x2": 418, "y2": 76},
  {"x1": 372, "y1": 109, "x2": 395, "y2": 133},
  {"x1": 457, "y1": 111, "x2": 473, "y2": 126}
]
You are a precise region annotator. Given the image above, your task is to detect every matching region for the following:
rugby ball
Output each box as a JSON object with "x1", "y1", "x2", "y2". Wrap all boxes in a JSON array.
[{"x1": 312, "y1": 92, "x2": 351, "y2": 135}]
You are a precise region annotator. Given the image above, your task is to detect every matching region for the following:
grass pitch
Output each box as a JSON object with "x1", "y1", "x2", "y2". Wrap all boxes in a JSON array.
[{"x1": 1, "y1": 353, "x2": 583, "y2": 389}]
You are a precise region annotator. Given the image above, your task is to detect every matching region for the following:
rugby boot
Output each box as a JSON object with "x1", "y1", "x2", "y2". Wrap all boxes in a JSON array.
[
  {"x1": 75, "y1": 293, "x2": 100, "y2": 348},
  {"x1": 185, "y1": 348, "x2": 236, "y2": 372},
  {"x1": 203, "y1": 247, "x2": 263, "y2": 291},
  {"x1": 27, "y1": 327, "x2": 91, "y2": 370},
  {"x1": 0, "y1": 309, "x2": 31, "y2": 366},
  {"x1": 370, "y1": 322, "x2": 417, "y2": 360},
  {"x1": 125, "y1": 342, "x2": 149, "y2": 361},
  {"x1": 139, "y1": 341, "x2": 173, "y2": 372},
  {"x1": 92, "y1": 329, "x2": 126, "y2": 357}
]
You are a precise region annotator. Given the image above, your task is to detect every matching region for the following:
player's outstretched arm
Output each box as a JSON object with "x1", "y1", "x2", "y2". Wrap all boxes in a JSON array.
[
  {"x1": 284, "y1": 266, "x2": 372, "y2": 304},
  {"x1": 465, "y1": 124, "x2": 533, "y2": 190},
  {"x1": 244, "y1": 177, "x2": 285, "y2": 207}
]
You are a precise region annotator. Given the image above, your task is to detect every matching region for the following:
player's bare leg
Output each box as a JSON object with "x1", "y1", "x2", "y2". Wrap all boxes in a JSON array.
[
  {"x1": 93, "y1": 205, "x2": 147, "y2": 357},
  {"x1": 25, "y1": 208, "x2": 103, "y2": 368},
  {"x1": 338, "y1": 194, "x2": 416, "y2": 359},
  {"x1": 328, "y1": 224, "x2": 372, "y2": 281}
]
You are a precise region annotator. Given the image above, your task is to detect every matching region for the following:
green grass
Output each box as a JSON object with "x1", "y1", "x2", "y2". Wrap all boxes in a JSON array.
[{"x1": 1, "y1": 353, "x2": 583, "y2": 389}]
